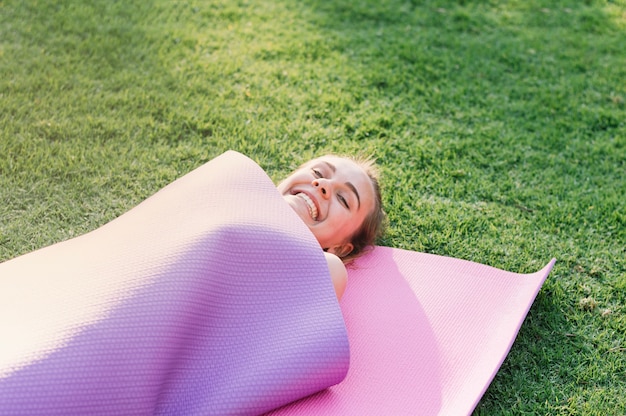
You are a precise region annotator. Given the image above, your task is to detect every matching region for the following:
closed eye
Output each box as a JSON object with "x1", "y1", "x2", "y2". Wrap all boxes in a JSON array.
[
  {"x1": 338, "y1": 194, "x2": 350, "y2": 209},
  {"x1": 312, "y1": 169, "x2": 323, "y2": 178}
]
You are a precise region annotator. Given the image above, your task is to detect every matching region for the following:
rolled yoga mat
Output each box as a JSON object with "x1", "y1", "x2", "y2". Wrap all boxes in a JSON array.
[{"x1": 0, "y1": 151, "x2": 554, "y2": 415}]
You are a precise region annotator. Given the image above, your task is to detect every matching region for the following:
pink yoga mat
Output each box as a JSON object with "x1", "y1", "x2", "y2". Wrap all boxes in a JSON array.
[
  {"x1": 0, "y1": 151, "x2": 554, "y2": 415},
  {"x1": 270, "y1": 248, "x2": 553, "y2": 415}
]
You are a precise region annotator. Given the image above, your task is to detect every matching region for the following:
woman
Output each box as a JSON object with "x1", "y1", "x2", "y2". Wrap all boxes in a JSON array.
[
  {"x1": 278, "y1": 155, "x2": 385, "y2": 299},
  {"x1": 0, "y1": 150, "x2": 361, "y2": 415}
]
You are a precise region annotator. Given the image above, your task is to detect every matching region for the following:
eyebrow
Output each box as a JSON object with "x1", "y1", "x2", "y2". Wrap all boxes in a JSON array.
[
  {"x1": 322, "y1": 161, "x2": 336, "y2": 173},
  {"x1": 322, "y1": 161, "x2": 361, "y2": 210}
]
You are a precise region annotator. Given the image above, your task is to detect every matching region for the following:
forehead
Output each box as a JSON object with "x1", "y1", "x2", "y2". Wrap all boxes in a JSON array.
[
  {"x1": 308, "y1": 156, "x2": 375, "y2": 197},
  {"x1": 306, "y1": 156, "x2": 364, "y2": 176}
]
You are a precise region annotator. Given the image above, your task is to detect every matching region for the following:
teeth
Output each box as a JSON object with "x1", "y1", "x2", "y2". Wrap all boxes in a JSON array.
[{"x1": 296, "y1": 193, "x2": 318, "y2": 221}]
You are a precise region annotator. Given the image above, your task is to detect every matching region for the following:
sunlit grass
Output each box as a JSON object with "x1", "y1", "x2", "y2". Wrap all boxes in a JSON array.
[{"x1": 1, "y1": 0, "x2": 625, "y2": 414}]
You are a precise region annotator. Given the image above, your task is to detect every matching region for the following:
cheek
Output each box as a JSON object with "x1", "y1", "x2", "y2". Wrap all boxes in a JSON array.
[
  {"x1": 344, "y1": 211, "x2": 368, "y2": 239},
  {"x1": 329, "y1": 211, "x2": 359, "y2": 240},
  {"x1": 277, "y1": 178, "x2": 293, "y2": 193},
  {"x1": 279, "y1": 172, "x2": 309, "y2": 192}
]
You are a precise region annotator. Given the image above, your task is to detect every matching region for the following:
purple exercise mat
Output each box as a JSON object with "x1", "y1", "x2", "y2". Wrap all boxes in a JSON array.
[{"x1": 0, "y1": 151, "x2": 349, "y2": 415}]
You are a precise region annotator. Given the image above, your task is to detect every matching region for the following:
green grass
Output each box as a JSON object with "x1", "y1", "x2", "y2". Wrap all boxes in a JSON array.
[{"x1": 1, "y1": 0, "x2": 625, "y2": 413}]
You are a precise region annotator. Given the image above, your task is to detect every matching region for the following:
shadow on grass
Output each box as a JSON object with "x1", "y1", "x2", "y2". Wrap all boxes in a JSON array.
[
  {"x1": 269, "y1": 0, "x2": 625, "y2": 413},
  {"x1": 3, "y1": 0, "x2": 624, "y2": 412}
]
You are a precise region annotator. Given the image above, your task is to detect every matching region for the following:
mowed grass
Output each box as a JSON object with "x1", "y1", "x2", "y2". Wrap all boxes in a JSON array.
[{"x1": 1, "y1": 0, "x2": 625, "y2": 414}]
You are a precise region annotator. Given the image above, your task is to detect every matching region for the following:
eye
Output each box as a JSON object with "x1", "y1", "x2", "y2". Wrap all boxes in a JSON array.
[
  {"x1": 338, "y1": 194, "x2": 350, "y2": 209},
  {"x1": 312, "y1": 169, "x2": 323, "y2": 178}
]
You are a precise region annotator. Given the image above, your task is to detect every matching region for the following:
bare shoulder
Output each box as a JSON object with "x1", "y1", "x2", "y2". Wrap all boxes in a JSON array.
[{"x1": 324, "y1": 252, "x2": 348, "y2": 300}]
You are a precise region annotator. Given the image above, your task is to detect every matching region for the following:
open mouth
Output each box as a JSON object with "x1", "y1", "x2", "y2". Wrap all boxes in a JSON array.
[{"x1": 295, "y1": 192, "x2": 318, "y2": 221}]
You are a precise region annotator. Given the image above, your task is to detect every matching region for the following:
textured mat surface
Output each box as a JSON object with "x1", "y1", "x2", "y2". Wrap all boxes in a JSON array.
[
  {"x1": 270, "y1": 247, "x2": 554, "y2": 415},
  {"x1": 0, "y1": 151, "x2": 349, "y2": 415},
  {"x1": 0, "y1": 151, "x2": 553, "y2": 415}
]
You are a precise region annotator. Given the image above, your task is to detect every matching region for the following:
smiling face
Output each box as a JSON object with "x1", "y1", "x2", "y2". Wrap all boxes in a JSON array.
[{"x1": 278, "y1": 156, "x2": 376, "y2": 258}]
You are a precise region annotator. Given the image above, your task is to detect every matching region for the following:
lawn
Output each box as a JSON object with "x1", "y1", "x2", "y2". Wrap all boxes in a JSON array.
[{"x1": 1, "y1": 0, "x2": 625, "y2": 414}]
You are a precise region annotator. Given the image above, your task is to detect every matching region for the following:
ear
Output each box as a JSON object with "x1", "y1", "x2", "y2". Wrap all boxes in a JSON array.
[{"x1": 328, "y1": 243, "x2": 354, "y2": 259}]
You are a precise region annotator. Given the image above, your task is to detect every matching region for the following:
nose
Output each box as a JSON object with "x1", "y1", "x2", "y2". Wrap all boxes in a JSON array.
[{"x1": 312, "y1": 178, "x2": 331, "y2": 199}]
